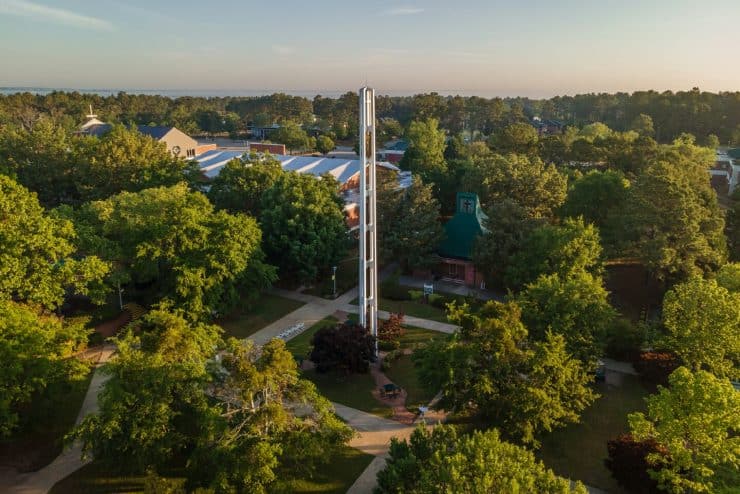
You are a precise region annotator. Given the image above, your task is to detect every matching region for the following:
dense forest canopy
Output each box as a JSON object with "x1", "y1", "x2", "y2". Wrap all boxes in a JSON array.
[{"x1": 2, "y1": 88, "x2": 740, "y2": 145}]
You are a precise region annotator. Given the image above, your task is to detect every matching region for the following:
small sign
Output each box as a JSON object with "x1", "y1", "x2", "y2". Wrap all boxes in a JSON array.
[{"x1": 423, "y1": 283, "x2": 434, "y2": 295}]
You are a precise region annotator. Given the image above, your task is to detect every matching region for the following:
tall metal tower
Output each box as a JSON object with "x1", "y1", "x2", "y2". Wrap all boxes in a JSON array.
[{"x1": 358, "y1": 87, "x2": 378, "y2": 355}]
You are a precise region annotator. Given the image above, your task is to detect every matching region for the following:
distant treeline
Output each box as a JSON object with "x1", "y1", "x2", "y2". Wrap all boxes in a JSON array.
[{"x1": 1, "y1": 88, "x2": 740, "y2": 144}]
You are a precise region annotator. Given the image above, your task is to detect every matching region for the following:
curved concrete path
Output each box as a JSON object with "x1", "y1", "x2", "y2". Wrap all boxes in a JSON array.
[{"x1": 7, "y1": 345, "x2": 115, "y2": 494}]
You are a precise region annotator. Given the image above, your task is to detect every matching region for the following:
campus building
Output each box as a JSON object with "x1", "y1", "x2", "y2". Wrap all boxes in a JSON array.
[
  {"x1": 436, "y1": 192, "x2": 488, "y2": 288},
  {"x1": 195, "y1": 150, "x2": 407, "y2": 229}
]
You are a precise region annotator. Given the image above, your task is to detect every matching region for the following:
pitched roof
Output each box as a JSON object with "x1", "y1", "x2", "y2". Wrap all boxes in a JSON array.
[
  {"x1": 438, "y1": 192, "x2": 488, "y2": 260},
  {"x1": 136, "y1": 125, "x2": 173, "y2": 140},
  {"x1": 728, "y1": 148, "x2": 740, "y2": 160}
]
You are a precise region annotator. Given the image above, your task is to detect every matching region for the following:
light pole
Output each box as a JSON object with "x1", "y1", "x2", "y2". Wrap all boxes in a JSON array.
[
  {"x1": 117, "y1": 281, "x2": 124, "y2": 311},
  {"x1": 332, "y1": 265, "x2": 337, "y2": 298}
]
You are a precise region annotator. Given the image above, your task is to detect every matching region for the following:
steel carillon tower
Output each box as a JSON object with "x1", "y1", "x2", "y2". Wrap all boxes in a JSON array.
[{"x1": 358, "y1": 87, "x2": 378, "y2": 355}]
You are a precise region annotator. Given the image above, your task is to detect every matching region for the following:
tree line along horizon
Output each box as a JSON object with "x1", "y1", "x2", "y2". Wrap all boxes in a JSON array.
[{"x1": 0, "y1": 91, "x2": 738, "y2": 493}]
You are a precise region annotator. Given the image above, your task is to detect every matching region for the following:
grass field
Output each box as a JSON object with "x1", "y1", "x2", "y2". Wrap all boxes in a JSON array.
[
  {"x1": 217, "y1": 293, "x2": 304, "y2": 339},
  {"x1": 303, "y1": 369, "x2": 392, "y2": 419},
  {"x1": 0, "y1": 370, "x2": 93, "y2": 473},
  {"x1": 51, "y1": 445, "x2": 372, "y2": 494},
  {"x1": 286, "y1": 316, "x2": 339, "y2": 360},
  {"x1": 537, "y1": 373, "x2": 650, "y2": 492}
]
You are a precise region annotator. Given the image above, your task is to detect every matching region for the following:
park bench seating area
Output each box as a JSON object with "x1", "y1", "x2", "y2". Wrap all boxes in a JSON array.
[{"x1": 380, "y1": 383, "x2": 401, "y2": 398}]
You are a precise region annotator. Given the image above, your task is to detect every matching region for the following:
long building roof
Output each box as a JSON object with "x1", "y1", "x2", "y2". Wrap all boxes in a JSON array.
[{"x1": 195, "y1": 150, "x2": 400, "y2": 184}]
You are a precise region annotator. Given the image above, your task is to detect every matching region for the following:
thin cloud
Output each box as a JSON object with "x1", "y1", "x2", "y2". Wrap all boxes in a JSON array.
[
  {"x1": 272, "y1": 45, "x2": 296, "y2": 56},
  {"x1": 384, "y1": 6, "x2": 424, "y2": 16},
  {"x1": 0, "y1": 0, "x2": 114, "y2": 31}
]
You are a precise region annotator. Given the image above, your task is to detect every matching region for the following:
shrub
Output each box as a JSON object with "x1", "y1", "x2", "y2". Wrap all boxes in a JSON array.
[
  {"x1": 428, "y1": 293, "x2": 447, "y2": 309},
  {"x1": 379, "y1": 340, "x2": 401, "y2": 351},
  {"x1": 310, "y1": 322, "x2": 376, "y2": 374},
  {"x1": 379, "y1": 313, "x2": 405, "y2": 343},
  {"x1": 634, "y1": 351, "x2": 680, "y2": 386},
  {"x1": 409, "y1": 290, "x2": 424, "y2": 301},
  {"x1": 605, "y1": 434, "x2": 666, "y2": 494},
  {"x1": 382, "y1": 278, "x2": 411, "y2": 301},
  {"x1": 605, "y1": 318, "x2": 644, "y2": 361}
]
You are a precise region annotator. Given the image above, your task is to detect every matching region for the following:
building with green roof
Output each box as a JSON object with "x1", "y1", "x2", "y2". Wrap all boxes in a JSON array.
[{"x1": 437, "y1": 192, "x2": 488, "y2": 287}]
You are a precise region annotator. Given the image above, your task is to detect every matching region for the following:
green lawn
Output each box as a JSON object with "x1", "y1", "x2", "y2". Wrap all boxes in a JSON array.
[
  {"x1": 217, "y1": 293, "x2": 304, "y2": 339},
  {"x1": 0, "y1": 370, "x2": 93, "y2": 473},
  {"x1": 303, "y1": 253, "x2": 359, "y2": 298},
  {"x1": 51, "y1": 447, "x2": 372, "y2": 494},
  {"x1": 384, "y1": 355, "x2": 435, "y2": 409},
  {"x1": 536, "y1": 373, "x2": 650, "y2": 493},
  {"x1": 303, "y1": 369, "x2": 392, "y2": 418},
  {"x1": 273, "y1": 445, "x2": 374, "y2": 494},
  {"x1": 399, "y1": 327, "x2": 448, "y2": 348},
  {"x1": 286, "y1": 316, "x2": 339, "y2": 360}
]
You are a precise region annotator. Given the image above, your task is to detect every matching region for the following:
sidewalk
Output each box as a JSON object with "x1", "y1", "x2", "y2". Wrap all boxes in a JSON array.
[{"x1": 8, "y1": 345, "x2": 115, "y2": 494}]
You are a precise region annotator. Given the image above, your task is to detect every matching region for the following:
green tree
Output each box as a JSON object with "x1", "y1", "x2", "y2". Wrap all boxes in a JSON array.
[
  {"x1": 315, "y1": 134, "x2": 335, "y2": 154},
  {"x1": 206, "y1": 155, "x2": 283, "y2": 216},
  {"x1": 0, "y1": 118, "x2": 84, "y2": 207},
  {"x1": 72, "y1": 183, "x2": 274, "y2": 318},
  {"x1": 260, "y1": 172, "x2": 346, "y2": 283},
  {"x1": 79, "y1": 124, "x2": 198, "y2": 201},
  {"x1": 272, "y1": 121, "x2": 310, "y2": 153},
  {"x1": 472, "y1": 199, "x2": 541, "y2": 283},
  {"x1": 379, "y1": 176, "x2": 443, "y2": 271},
  {"x1": 715, "y1": 262, "x2": 740, "y2": 292},
  {"x1": 398, "y1": 118, "x2": 447, "y2": 180},
  {"x1": 518, "y1": 271, "x2": 617, "y2": 362},
  {"x1": 461, "y1": 153, "x2": 567, "y2": 219},
  {"x1": 488, "y1": 122, "x2": 539, "y2": 155},
  {"x1": 416, "y1": 301, "x2": 596, "y2": 445},
  {"x1": 560, "y1": 170, "x2": 629, "y2": 251},
  {"x1": 660, "y1": 277, "x2": 740, "y2": 379},
  {"x1": 0, "y1": 175, "x2": 108, "y2": 310},
  {"x1": 376, "y1": 425, "x2": 587, "y2": 494},
  {"x1": 628, "y1": 367, "x2": 740, "y2": 493},
  {"x1": 0, "y1": 300, "x2": 89, "y2": 436},
  {"x1": 630, "y1": 114, "x2": 655, "y2": 137},
  {"x1": 625, "y1": 160, "x2": 727, "y2": 281},
  {"x1": 505, "y1": 217, "x2": 603, "y2": 289}
]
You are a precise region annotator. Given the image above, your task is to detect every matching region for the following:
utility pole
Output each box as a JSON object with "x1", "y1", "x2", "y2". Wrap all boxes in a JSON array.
[{"x1": 358, "y1": 87, "x2": 378, "y2": 356}]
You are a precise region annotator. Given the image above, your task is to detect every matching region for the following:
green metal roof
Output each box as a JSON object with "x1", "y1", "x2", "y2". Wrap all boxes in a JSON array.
[
  {"x1": 728, "y1": 148, "x2": 740, "y2": 160},
  {"x1": 438, "y1": 192, "x2": 487, "y2": 260}
]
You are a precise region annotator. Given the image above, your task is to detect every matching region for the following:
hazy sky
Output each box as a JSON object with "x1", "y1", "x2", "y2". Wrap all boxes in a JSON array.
[{"x1": 1, "y1": 0, "x2": 738, "y2": 97}]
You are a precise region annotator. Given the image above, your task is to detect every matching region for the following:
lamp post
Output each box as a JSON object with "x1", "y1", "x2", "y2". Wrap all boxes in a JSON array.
[
  {"x1": 332, "y1": 265, "x2": 337, "y2": 298},
  {"x1": 117, "y1": 281, "x2": 124, "y2": 311}
]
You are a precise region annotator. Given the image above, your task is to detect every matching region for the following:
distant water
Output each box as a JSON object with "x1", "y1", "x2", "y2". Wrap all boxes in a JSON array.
[{"x1": 0, "y1": 87, "x2": 349, "y2": 98}]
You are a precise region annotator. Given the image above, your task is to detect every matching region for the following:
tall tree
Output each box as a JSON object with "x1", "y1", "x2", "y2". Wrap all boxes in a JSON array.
[
  {"x1": 560, "y1": 170, "x2": 630, "y2": 252},
  {"x1": 488, "y1": 122, "x2": 540, "y2": 155},
  {"x1": 0, "y1": 175, "x2": 108, "y2": 310},
  {"x1": 461, "y1": 153, "x2": 567, "y2": 219},
  {"x1": 660, "y1": 277, "x2": 740, "y2": 379},
  {"x1": 505, "y1": 217, "x2": 603, "y2": 289},
  {"x1": 379, "y1": 176, "x2": 443, "y2": 272},
  {"x1": 472, "y1": 199, "x2": 541, "y2": 283},
  {"x1": 517, "y1": 271, "x2": 616, "y2": 362},
  {"x1": 628, "y1": 367, "x2": 740, "y2": 493},
  {"x1": 377, "y1": 425, "x2": 587, "y2": 494},
  {"x1": 272, "y1": 121, "x2": 310, "y2": 153},
  {"x1": 625, "y1": 160, "x2": 726, "y2": 281},
  {"x1": 415, "y1": 301, "x2": 596, "y2": 445},
  {"x1": 206, "y1": 155, "x2": 283, "y2": 216},
  {"x1": 398, "y1": 118, "x2": 447, "y2": 180},
  {"x1": 259, "y1": 172, "x2": 346, "y2": 283},
  {"x1": 70, "y1": 183, "x2": 274, "y2": 318},
  {"x1": 0, "y1": 300, "x2": 89, "y2": 436}
]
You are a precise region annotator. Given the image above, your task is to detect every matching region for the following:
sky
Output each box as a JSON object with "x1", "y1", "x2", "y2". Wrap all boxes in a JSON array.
[{"x1": 1, "y1": 0, "x2": 739, "y2": 98}]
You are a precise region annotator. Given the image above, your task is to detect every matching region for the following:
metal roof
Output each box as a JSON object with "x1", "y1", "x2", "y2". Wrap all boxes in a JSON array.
[{"x1": 196, "y1": 152, "x2": 400, "y2": 184}]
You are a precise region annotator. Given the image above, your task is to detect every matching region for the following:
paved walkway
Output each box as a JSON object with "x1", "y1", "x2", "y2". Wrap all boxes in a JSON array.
[{"x1": 8, "y1": 345, "x2": 116, "y2": 494}]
